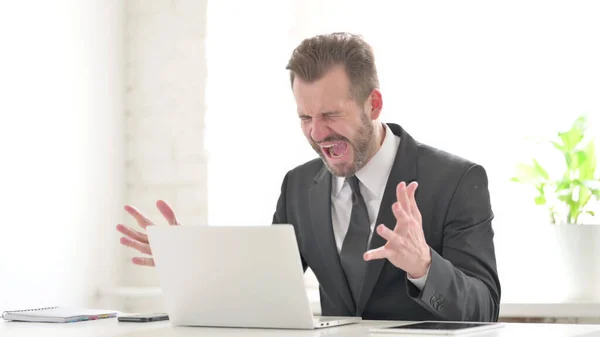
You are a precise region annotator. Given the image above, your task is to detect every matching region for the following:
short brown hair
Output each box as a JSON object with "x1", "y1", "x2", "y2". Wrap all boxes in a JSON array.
[{"x1": 286, "y1": 32, "x2": 380, "y2": 103}]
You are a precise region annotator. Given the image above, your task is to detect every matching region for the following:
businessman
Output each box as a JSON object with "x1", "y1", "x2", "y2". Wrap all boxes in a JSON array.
[{"x1": 117, "y1": 32, "x2": 501, "y2": 322}]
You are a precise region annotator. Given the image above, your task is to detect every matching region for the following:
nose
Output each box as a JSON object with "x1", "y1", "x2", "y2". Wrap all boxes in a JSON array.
[{"x1": 310, "y1": 118, "x2": 329, "y2": 143}]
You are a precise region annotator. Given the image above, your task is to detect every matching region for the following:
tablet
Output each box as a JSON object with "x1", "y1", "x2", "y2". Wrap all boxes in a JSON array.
[
  {"x1": 369, "y1": 321, "x2": 504, "y2": 335},
  {"x1": 117, "y1": 313, "x2": 169, "y2": 322}
]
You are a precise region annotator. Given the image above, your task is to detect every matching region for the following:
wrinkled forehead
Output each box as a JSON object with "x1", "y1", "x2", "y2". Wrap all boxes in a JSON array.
[{"x1": 292, "y1": 68, "x2": 354, "y2": 116}]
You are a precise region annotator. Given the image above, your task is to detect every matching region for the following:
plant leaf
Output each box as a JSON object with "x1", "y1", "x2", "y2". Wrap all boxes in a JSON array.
[
  {"x1": 578, "y1": 186, "x2": 592, "y2": 215},
  {"x1": 582, "y1": 140, "x2": 596, "y2": 180},
  {"x1": 574, "y1": 150, "x2": 588, "y2": 173},
  {"x1": 587, "y1": 211, "x2": 596, "y2": 217},
  {"x1": 558, "y1": 117, "x2": 585, "y2": 152},
  {"x1": 558, "y1": 192, "x2": 573, "y2": 203},
  {"x1": 532, "y1": 159, "x2": 550, "y2": 180},
  {"x1": 513, "y1": 162, "x2": 544, "y2": 185},
  {"x1": 568, "y1": 198, "x2": 580, "y2": 224},
  {"x1": 564, "y1": 152, "x2": 573, "y2": 170},
  {"x1": 551, "y1": 140, "x2": 564, "y2": 152},
  {"x1": 555, "y1": 180, "x2": 572, "y2": 194},
  {"x1": 588, "y1": 180, "x2": 600, "y2": 199},
  {"x1": 535, "y1": 195, "x2": 546, "y2": 205}
]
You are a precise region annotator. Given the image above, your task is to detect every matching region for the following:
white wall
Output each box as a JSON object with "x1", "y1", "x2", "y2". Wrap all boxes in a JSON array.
[
  {"x1": 0, "y1": 1, "x2": 125, "y2": 310},
  {"x1": 73, "y1": 0, "x2": 600, "y2": 312},
  {"x1": 206, "y1": 0, "x2": 600, "y2": 304},
  {"x1": 205, "y1": 0, "x2": 304, "y2": 228}
]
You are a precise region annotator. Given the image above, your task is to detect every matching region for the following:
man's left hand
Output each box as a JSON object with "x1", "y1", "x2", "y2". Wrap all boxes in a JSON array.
[{"x1": 363, "y1": 181, "x2": 431, "y2": 278}]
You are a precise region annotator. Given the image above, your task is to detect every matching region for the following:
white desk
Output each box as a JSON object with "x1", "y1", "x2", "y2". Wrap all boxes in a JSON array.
[
  {"x1": 500, "y1": 302, "x2": 600, "y2": 319},
  {"x1": 1, "y1": 319, "x2": 599, "y2": 337}
]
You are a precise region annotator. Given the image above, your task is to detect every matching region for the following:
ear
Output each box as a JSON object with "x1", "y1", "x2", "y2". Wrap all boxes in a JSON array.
[{"x1": 366, "y1": 89, "x2": 383, "y2": 120}]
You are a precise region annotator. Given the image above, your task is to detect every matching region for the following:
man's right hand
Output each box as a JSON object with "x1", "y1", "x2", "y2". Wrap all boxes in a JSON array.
[{"x1": 116, "y1": 200, "x2": 181, "y2": 267}]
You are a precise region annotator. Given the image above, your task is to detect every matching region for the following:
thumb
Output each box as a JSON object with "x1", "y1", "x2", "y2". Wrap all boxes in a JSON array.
[{"x1": 156, "y1": 200, "x2": 180, "y2": 226}]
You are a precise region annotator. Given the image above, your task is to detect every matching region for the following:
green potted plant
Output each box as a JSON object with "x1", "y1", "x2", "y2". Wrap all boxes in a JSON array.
[
  {"x1": 511, "y1": 115, "x2": 600, "y2": 224},
  {"x1": 511, "y1": 114, "x2": 600, "y2": 301}
]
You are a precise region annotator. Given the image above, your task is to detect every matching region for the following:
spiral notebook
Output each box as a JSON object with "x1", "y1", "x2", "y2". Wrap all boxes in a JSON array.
[{"x1": 1, "y1": 306, "x2": 117, "y2": 323}]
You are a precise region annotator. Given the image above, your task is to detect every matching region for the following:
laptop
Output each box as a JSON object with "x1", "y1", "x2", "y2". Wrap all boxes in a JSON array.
[{"x1": 146, "y1": 224, "x2": 361, "y2": 329}]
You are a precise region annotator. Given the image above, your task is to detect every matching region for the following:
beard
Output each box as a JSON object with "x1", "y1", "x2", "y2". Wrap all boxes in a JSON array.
[{"x1": 309, "y1": 112, "x2": 375, "y2": 177}]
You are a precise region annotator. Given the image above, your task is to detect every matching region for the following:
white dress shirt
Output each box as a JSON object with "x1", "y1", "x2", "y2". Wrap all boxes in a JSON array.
[{"x1": 330, "y1": 123, "x2": 429, "y2": 290}]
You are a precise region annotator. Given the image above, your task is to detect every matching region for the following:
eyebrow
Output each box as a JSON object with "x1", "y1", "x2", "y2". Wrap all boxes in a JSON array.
[{"x1": 297, "y1": 110, "x2": 342, "y2": 118}]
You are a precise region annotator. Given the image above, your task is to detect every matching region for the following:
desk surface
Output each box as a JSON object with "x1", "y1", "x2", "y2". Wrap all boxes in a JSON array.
[{"x1": 2, "y1": 318, "x2": 600, "y2": 337}]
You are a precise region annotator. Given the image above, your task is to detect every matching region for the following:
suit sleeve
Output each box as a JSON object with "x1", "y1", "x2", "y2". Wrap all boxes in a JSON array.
[
  {"x1": 271, "y1": 171, "x2": 308, "y2": 272},
  {"x1": 407, "y1": 164, "x2": 501, "y2": 322}
]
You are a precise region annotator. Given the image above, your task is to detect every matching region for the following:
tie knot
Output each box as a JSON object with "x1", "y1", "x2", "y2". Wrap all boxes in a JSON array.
[{"x1": 346, "y1": 175, "x2": 361, "y2": 196}]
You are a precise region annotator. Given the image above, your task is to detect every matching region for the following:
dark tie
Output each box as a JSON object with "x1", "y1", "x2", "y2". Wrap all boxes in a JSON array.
[{"x1": 340, "y1": 175, "x2": 371, "y2": 310}]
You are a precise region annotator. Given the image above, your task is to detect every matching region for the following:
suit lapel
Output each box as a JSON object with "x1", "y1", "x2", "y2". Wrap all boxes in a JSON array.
[
  {"x1": 356, "y1": 123, "x2": 419, "y2": 315},
  {"x1": 309, "y1": 166, "x2": 355, "y2": 314}
]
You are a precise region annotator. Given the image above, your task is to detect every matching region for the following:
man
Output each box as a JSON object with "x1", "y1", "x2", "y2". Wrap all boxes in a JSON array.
[{"x1": 117, "y1": 32, "x2": 501, "y2": 322}]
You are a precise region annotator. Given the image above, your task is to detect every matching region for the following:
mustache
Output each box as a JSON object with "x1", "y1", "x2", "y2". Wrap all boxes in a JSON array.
[{"x1": 313, "y1": 135, "x2": 349, "y2": 145}]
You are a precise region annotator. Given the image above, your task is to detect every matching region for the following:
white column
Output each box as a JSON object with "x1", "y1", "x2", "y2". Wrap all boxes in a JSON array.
[{"x1": 0, "y1": 1, "x2": 125, "y2": 309}]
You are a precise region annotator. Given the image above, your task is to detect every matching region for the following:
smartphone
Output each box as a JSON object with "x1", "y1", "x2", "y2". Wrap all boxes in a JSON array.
[{"x1": 117, "y1": 313, "x2": 169, "y2": 322}]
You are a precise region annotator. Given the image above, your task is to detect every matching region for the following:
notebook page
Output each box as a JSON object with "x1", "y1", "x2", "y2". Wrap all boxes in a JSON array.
[{"x1": 2, "y1": 307, "x2": 117, "y2": 323}]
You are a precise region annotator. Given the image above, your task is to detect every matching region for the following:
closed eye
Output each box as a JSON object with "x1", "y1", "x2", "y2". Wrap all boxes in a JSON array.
[{"x1": 321, "y1": 111, "x2": 341, "y2": 119}]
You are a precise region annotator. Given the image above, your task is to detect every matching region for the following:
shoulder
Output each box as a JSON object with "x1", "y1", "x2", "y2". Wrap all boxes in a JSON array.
[
  {"x1": 417, "y1": 142, "x2": 481, "y2": 174},
  {"x1": 387, "y1": 122, "x2": 484, "y2": 178},
  {"x1": 278, "y1": 157, "x2": 325, "y2": 188},
  {"x1": 414, "y1": 141, "x2": 489, "y2": 195}
]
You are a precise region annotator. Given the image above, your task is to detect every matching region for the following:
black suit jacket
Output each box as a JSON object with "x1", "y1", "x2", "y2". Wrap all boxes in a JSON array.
[{"x1": 272, "y1": 123, "x2": 501, "y2": 322}]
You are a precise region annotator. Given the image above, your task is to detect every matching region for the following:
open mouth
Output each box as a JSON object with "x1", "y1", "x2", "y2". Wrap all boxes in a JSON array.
[{"x1": 320, "y1": 141, "x2": 349, "y2": 159}]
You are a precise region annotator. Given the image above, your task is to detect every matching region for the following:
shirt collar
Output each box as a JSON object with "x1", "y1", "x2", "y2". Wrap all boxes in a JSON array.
[{"x1": 333, "y1": 123, "x2": 400, "y2": 197}]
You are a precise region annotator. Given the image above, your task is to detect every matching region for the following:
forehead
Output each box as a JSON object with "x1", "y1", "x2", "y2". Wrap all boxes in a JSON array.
[{"x1": 292, "y1": 66, "x2": 353, "y2": 115}]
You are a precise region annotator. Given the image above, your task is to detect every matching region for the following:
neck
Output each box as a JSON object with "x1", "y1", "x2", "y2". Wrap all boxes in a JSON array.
[
  {"x1": 371, "y1": 121, "x2": 385, "y2": 155},
  {"x1": 376, "y1": 121, "x2": 385, "y2": 147},
  {"x1": 361, "y1": 121, "x2": 385, "y2": 168}
]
